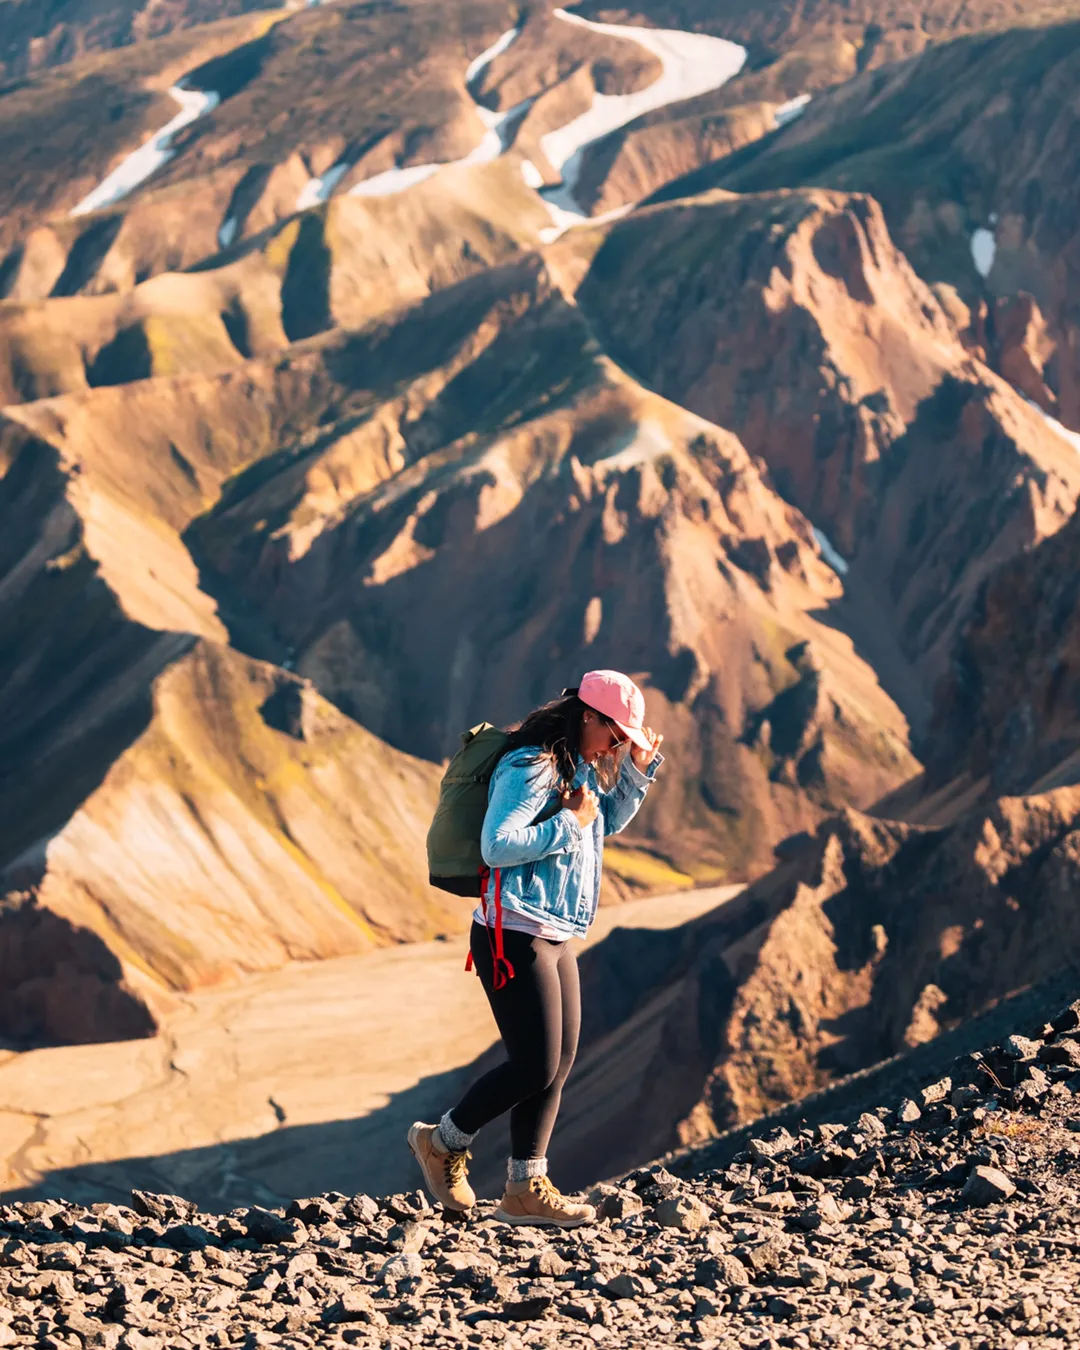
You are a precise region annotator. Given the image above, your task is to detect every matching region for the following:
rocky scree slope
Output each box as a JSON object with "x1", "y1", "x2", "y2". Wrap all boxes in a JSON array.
[{"x1": 1, "y1": 995, "x2": 1079, "y2": 1349}]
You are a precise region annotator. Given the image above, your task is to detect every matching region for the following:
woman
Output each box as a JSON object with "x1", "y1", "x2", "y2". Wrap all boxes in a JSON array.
[{"x1": 408, "y1": 669, "x2": 664, "y2": 1227}]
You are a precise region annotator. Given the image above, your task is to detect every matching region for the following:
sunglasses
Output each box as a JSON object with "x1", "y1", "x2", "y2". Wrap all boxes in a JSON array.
[{"x1": 596, "y1": 716, "x2": 628, "y2": 752}]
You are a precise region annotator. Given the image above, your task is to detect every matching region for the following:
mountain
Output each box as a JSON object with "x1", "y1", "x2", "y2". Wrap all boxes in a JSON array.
[
  {"x1": 576, "y1": 186, "x2": 1080, "y2": 733},
  {"x1": 669, "y1": 18, "x2": 1080, "y2": 434}
]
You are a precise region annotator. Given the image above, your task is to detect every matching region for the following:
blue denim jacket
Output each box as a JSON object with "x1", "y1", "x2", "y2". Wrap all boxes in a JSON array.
[{"x1": 479, "y1": 748, "x2": 662, "y2": 940}]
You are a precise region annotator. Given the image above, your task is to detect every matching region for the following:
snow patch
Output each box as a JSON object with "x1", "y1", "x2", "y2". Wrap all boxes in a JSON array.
[
  {"x1": 296, "y1": 160, "x2": 350, "y2": 211},
  {"x1": 71, "y1": 84, "x2": 219, "y2": 216},
  {"x1": 521, "y1": 160, "x2": 545, "y2": 189},
  {"x1": 349, "y1": 162, "x2": 441, "y2": 198},
  {"x1": 345, "y1": 27, "x2": 524, "y2": 200},
  {"x1": 536, "y1": 8, "x2": 746, "y2": 229},
  {"x1": 971, "y1": 227, "x2": 996, "y2": 279},
  {"x1": 813, "y1": 527, "x2": 849, "y2": 577},
  {"x1": 1023, "y1": 396, "x2": 1080, "y2": 457},
  {"x1": 466, "y1": 26, "x2": 521, "y2": 85},
  {"x1": 218, "y1": 218, "x2": 238, "y2": 249},
  {"x1": 775, "y1": 94, "x2": 811, "y2": 127},
  {"x1": 594, "y1": 419, "x2": 673, "y2": 474}
]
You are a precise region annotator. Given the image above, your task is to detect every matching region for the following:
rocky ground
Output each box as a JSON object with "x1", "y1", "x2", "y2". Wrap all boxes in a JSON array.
[{"x1": 2, "y1": 995, "x2": 1078, "y2": 1350}]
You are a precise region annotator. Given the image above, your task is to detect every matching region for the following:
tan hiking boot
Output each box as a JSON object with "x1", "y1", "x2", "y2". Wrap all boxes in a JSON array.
[
  {"x1": 495, "y1": 1174, "x2": 596, "y2": 1228},
  {"x1": 407, "y1": 1122, "x2": 475, "y2": 1212}
]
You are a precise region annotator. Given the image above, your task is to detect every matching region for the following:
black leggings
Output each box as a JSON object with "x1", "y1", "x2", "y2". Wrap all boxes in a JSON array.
[{"x1": 450, "y1": 922, "x2": 581, "y2": 1159}]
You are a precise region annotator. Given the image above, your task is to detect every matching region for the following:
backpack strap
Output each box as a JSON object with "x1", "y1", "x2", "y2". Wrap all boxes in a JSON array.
[{"x1": 465, "y1": 866, "x2": 516, "y2": 988}]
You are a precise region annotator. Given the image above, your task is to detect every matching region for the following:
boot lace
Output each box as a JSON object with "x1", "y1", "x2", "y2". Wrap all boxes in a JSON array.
[
  {"x1": 444, "y1": 1149, "x2": 471, "y2": 1188},
  {"x1": 534, "y1": 1174, "x2": 567, "y2": 1207}
]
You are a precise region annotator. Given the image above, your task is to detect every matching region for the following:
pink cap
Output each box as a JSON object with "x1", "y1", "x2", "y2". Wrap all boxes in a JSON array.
[{"x1": 578, "y1": 669, "x2": 652, "y2": 753}]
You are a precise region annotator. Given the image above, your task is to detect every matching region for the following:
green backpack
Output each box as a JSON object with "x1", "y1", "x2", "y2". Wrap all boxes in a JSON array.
[{"x1": 427, "y1": 723, "x2": 510, "y2": 896}]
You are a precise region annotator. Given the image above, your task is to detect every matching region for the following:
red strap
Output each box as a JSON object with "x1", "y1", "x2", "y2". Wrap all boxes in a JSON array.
[{"x1": 465, "y1": 867, "x2": 515, "y2": 986}]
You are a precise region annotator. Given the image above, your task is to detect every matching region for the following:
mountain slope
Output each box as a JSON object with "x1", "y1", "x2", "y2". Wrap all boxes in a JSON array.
[{"x1": 575, "y1": 187, "x2": 1080, "y2": 728}]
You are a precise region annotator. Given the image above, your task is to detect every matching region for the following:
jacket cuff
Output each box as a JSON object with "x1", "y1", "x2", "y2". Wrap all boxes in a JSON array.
[{"x1": 625, "y1": 751, "x2": 664, "y2": 787}]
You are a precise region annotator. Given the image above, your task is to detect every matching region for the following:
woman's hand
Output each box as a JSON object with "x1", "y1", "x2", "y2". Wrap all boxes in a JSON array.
[
  {"x1": 564, "y1": 786, "x2": 600, "y2": 829},
  {"x1": 631, "y1": 728, "x2": 664, "y2": 771}
]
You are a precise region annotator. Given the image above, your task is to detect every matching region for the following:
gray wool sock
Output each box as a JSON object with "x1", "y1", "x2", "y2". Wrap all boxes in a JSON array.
[
  {"x1": 508, "y1": 1156, "x2": 548, "y2": 1182},
  {"x1": 437, "y1": 1111, "x2": 475, "y2": 1153}
]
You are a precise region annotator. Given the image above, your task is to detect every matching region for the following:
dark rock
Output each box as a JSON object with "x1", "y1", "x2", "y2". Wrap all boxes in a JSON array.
[
  {"x1": 241, "y1": 1208, "x2": 305, "y2": 1245},
  {"x1": 840, "y1": 1175, "x2": 876, "y2": 1201},
  {"x1": 1050, "y1": 1000, "x2": 1080, "y2": 1035},
  {"x1": 1039, "y1": 1039, "x2": 1080, "y2": 1070},
  {"x1": 343, "y1": 1194, "x2": 380, "y2": 1225},
  {"x1": 962, "y1": 1166, "x2": 1016, "y2": 1206},
  {"x1": 286, "y1": 1197, "x2": 339, "y2": 1226},
  {"x1": 164, "y1": 1224, "x2": 214, "y2": 1250},
  {"x1": 502, "y1": 1294, "x2": 553, "y2": 1321},
  {"x1": 129, "y1": 1192, "x2": 195, "y2": 1224}
]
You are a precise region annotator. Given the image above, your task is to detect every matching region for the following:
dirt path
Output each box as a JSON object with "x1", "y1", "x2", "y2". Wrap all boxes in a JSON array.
[{"x1": 0, "y1": 886, "x2": 741, "y2": 1206}]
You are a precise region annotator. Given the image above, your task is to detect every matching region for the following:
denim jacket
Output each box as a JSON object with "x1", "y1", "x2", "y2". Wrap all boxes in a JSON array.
[{"x1": 479, "y1": 748, "x2": 663, "y2": 940}]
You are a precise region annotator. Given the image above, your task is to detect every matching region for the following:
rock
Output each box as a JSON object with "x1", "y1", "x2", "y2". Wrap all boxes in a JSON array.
[
  {"x1": 502, "y1": 1293, "x2": 553, "y2": 1321},
  {"x1": 888, "y1": 1272, "x2": 916, "y2": 1300},
  {"x1": 323, "y1": 1291, "x2": 377, "y2": 1325},
  {"x1": 896, "y1": 1099, "x2": 922, "y2": 1124},
  {"x1": 378, "y1": 1252, "x2": 424, "y2": 1284},
  {"x1": 129, "y1": 1191, "x2": 196, "y2": 1224},
  {"x1": 652, "y1": 1194, "x2": 710, "y2": 1233},
  {"x1": 767, "y1": 1295, "x2": 800, "y2": 1320},
  {"x1": 697, "y1": 1253, "x2": 750, "y2": 1289},
  {"x1": 1051, "y1": 1000, "x2": 1080, "y2": 1035},
  {"x1": 840, "y1": 1175, "x2": 876, "y2": 1201},
  {"x1": 531, "y1": 1249, "x2": 570, "y2": 1278},
  {"x1": 797, "y1": 1257, "x2": 830, "y2": 1289},
  {"x1": 748, "y1": 1127, "x2": 797, "y2": 1161},
  {"x1": 1039, "y1": 1039, "x2": 1080, "y2": 1069},
  {"x1": 601, "y1": 1272, "x2": 654, "y2": 1299},
  {"x1": 587, "y1": 1185, "x2": 644, "y2": 1221},
  {"x1": 436, "y1": 1251, "x2": 500, "y2": 1286},
  {"x1": 961, "y1": 1165, "x2": 1016, "y2": 1206},
  {"x1": 241, "y1": 1208, "x2": 304, "y2": 1244},
  {"x1": 1003, "y1": 1034, "x2": 1041, "y2": 1059},
  {"x1": 343, "y1": 1194, "x2": 380, "y2": 1225},
  {"x1": 286, "y1": 1196, "x2": 338, "y2": 1226}
]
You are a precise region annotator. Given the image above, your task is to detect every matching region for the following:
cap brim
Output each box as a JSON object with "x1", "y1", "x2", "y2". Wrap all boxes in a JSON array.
[{"x1": 613, "y1": 719, "x2": 653, "y2": 753}]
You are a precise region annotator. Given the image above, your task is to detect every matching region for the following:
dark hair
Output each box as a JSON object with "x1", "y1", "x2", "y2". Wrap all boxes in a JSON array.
[{"x1": 499, "y1": 688, "x2": 623, "y2": 793}]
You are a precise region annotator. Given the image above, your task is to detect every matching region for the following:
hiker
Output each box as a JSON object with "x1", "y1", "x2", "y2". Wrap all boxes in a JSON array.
[{"x1": 409, "y1": 669, "x2": 664, "y2": 1227}]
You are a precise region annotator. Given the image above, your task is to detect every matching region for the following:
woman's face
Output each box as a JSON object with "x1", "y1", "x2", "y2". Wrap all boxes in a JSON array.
[{"x1": 580, "y1": 709, "x2": 628, "y2": 764}]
